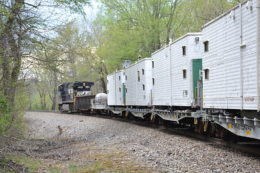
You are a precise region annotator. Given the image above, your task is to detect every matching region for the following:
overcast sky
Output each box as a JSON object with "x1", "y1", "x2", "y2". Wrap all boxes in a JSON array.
[
  {"x1": 28, "y1": 0, "x2": 102, "y2": 37},
  {"x1": 84, "y1": 0, "x2": 101, "y2": 21}
]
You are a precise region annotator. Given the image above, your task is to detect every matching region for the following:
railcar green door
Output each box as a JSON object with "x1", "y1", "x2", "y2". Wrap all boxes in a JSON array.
[
  {"x1": 192, "y1": 59, "x2": 202, "y2": 100},
  {"x1": 122, "y1": 83, "x2": 126, "y2": 105}
]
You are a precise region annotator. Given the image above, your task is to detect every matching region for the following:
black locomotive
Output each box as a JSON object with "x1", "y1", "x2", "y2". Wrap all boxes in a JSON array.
[{"x1": 58, "y1": 81, "x2": 94, "y2": 112}]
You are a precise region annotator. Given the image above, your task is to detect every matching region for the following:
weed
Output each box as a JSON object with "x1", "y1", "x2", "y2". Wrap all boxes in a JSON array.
[{"x1": 6, "y1": 154, "x2": 41, "y2": 172}]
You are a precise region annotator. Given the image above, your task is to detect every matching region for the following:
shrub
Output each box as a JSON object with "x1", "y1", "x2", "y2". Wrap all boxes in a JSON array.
[{"x1": 0, "y1": 94, "x2": 12, "y2": 135}]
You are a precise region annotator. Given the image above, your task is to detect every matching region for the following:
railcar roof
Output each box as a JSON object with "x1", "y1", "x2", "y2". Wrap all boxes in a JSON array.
[
  {"x1": 151, "y1": 32, "x2": 201, "y2": 55},
  {"x1": 107, "y1": 58, "x2": 152, "y2": 76},
  {"x1": 202, "y1": 0, "x2": 249, "y2": 29},
  {"x1": 123, "y1": 58, "x2": 152, "y2": 70}
]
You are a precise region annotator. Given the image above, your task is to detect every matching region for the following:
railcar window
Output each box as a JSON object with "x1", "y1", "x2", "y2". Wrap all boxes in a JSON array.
[
  {"x1": 204, "y1": 69, "x2": 209, "y2": 80},
  {"x1": 119, "y1": 76, "x2": 121, "y2": 80},
  {"x1": 138, "y1": 71, "x2": 140, "y2": 82},
  {"x1": 125, "y1": 75, "x2": 127, "y2": 80},
  {"x1": 182, "y1": 46, "x2": 186, "y2": 56},
  {"x1": 143, "y1": 84, "x2": 145, "y2": 91},
  {"x1": 119, "y1": 88, "x2": 121, "y2": 92},
  {"x1": 204, "y1": 41, "x2": 209, "y2": 52},
  {"x1": 152, "y1": 61, "x2": 154, "y2": 68},
  {"x1": 126, "y1": 88, "x2": 127, "y2": 93},
  {"x1": 183, "y1": 90, "x2": 188, "y2": 97},
  {"x1": 183, "y1": 69, "x2": 187, "y2": 79},
  {"x1": 152, "y1": 78, "x2": 155, "y2": 85},
  {"x1": 142, "y1": 69, "x2": 144, "y2": 75}
]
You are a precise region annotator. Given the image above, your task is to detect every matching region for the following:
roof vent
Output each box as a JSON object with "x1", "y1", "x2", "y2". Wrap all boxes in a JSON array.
[
  {"x1": 195, "y1": 37, "x2": 200, "y2": 44},
  {"x1": 229, "y1": 10, "x2": 235, "y2": 20},
  {"x1": 122, "y1": 60, "x2": 132, "y2": 68},
  {"x1": 246, "y1": 1, "x2": 253, "y2": 11}
]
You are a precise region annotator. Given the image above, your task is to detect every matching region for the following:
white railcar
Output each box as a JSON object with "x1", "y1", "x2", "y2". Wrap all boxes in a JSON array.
[
  {"x1": 107, "y1": 70, "x2": 126, "y2": 106},
  {"x1": 171, "y1": 33, "x2": 202, "y2": 107},
  {"x1": 202, "y1": 0, "x2": 260, "y2": 111},
  {"x1": 152, "y1": 46, "x2": 171, "y2": 106},
  {"x1": 115, "y1": 70, "x2": 126, "y2": 106},
  {"x1": 152, "y1": 33, "x2": 202, "y2": 107},
  {"x1": 124, "y1": 64, "x2": 136, "y2": 105},
  {"x1": 125, "y1": 58, "x2": 153, "y2": 106},
  {"x1": 106, "y1": 0, "x2": 260, "y2": 140},
  {"x1": 107, "y1": 73, "x2": 116, "y2": 106}
]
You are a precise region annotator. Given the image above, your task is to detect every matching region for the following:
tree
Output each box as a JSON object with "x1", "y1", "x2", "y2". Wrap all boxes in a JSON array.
[
  {"x1": 0, "y1": 0, "x2": 90, "y2": 129},
  {"x1": 31, "y1": 21, "x2": 108, "y2": 110},
  {"x1": 96, "y1": 0, "x2": 239, "y2": 72}
]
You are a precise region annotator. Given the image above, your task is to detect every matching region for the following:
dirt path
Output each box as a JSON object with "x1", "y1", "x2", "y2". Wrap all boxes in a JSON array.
[{"x1": 3, "y1": 111, "x2": 259, "y2": 173}]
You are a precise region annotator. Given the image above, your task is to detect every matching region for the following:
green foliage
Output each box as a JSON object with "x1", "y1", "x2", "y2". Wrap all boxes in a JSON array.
[
  {"x1": 29, "y1": 20, "x2": 109, "y2": 110},
  {"x1": 0, "y1": 154, "x2": 42, "y2": 173},
  {"x1": 0, "y1": 87, "x2": 28, "y2": 136},
  {"x1": 0, "y1": 94, "x2": 11, "y2": 135},
  {"x1": 14, "y1": 87, "x2": 30, "y2": 113},
  {"x1": 54, "y1": 0, "x2": 90, "y2": 14},
  {"x1": 29, "y1": 92, "x2": 52, "y2": 111},
  {"x1": 7, "y1": 154, "x2": 42, "y2": 172},
  {"x1": 96, "y1": 0, "x2": 239, "y2": 73},
  {"x1": 0, "y1": 0, "x2": 92, "y2": 112}
]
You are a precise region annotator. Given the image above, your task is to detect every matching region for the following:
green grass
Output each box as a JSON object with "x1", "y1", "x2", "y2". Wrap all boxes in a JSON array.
[
  {"x1": 69, "y1": 150, "x2": 153, "y2": 173},
  {"x1": 0, "y1": 158, "x2": 13, "y2": 173},
  {"x1": 1, "y1": 143, "x2": 155, "y2": 173},
  {"x1": 0, "y1": 154, "x2": 41, "y2": 173},
  {"x1": 49, "y1": 167, "x2": 62, "y2": 173},
  {"x1": 6, "y1": 154, "x2": 42, "y2": 172}
]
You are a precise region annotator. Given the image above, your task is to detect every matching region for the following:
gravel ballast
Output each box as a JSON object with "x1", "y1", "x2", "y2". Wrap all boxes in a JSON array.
[{"x1": 25, "y1": 112, "x2": 260, "y2": 173}]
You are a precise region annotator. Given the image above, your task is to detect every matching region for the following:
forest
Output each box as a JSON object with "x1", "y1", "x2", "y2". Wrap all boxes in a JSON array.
[{"x1": 0, "y1": 0, "x2": 241, "y2": 137}]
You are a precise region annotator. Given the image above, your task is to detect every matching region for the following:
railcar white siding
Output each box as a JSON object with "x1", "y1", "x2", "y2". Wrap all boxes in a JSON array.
[
  {"x1": 152, "y1": 46, "x2": 171, "y2": 106},
  {"x1": 151, "y1": 34, "x2": 202, "y2": 107},
  {"x1": 115, "y1": 70, "x2": 125, "y2": 106},
  {"x1": 107, "y1": 74, "x2": 116, "y2": 106},
  {"x1": 125, "y1": 63, "x2": 137, "y2": 105},
  {"x1": 171, "y1": 34, "x2": 202, "y2": 107},
  {"x1": 107, "y1": 70, "x2": 125, "y2": 106},
  {"x1": 136, "y1": 59, "x2": 153, "y2": 106},
  {"x1": 125, "y1": 58, "x2": 152, "y2": 106},
  {"x1": 202, "y1": 0, "x2": 258, "y2": 110}
]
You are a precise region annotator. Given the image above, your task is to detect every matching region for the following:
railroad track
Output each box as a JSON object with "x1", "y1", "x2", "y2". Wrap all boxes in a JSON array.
[{"x1": 73, "y1": 112, "x2": 260, "y2": 158}]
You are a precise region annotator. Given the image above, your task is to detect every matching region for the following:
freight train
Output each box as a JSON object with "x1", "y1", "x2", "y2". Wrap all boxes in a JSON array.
[{"x1": 58, "y1": 0, "x2": 260, "y2": 140}]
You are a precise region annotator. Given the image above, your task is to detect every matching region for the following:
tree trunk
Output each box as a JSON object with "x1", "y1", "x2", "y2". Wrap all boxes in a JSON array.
[
  {"x1": 166, "y1": 1, "x2": 178, "y2": 44},
  {"x1": 51, "y1": 71, "x2": 58, "y2": 111},
  {"x1": 0, "y1": 33, "x2": 11, "y2": 99},
  {"x1": 0, "y1": 0, "x2": 24, "y2": 106},
  {"x1": 100, "y1": 62, "x2": 108, "y2": 93}
]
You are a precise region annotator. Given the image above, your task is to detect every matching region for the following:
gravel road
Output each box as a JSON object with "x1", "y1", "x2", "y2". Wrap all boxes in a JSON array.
[{"x1": 25, "y1": 112, "x2": 260, "y2": 173}]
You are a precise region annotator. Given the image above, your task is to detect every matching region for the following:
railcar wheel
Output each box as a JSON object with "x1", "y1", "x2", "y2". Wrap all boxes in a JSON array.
[
  {"x1": 151, "y1": 115, "x2": 158, "y2": 125},
  {"x1": 208, "y1": 122, "x2": 216, "y2": 137},
  {"x1": 194, "y1": 119, "x2": 204, "y2": 134},
  {"x1": 219, "y1": 128, "x2": 228, "y2": 140},
  {"x1": 108, "y1": 111, "x2": 113, "y2": 117},
  {"x1": 122, "y1": 111, "x2": 129, "y2": 119}
]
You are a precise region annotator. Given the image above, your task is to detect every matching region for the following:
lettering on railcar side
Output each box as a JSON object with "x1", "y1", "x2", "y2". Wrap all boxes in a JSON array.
[{"x1": 244, "y1": 97, "x2": 255, "y2": 102}]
